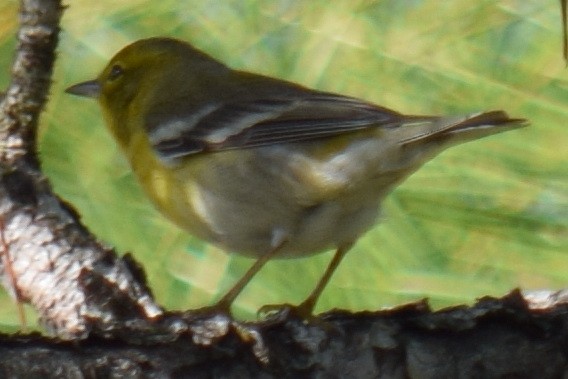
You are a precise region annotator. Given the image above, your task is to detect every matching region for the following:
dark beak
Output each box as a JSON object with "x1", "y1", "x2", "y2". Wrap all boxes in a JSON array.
[{"x1": 65, "y1": 79, "x2": 101, "y2": 98}]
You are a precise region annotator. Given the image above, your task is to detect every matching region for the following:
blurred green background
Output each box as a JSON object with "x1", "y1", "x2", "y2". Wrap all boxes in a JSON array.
[{"x1": 0, "y1": 0, "x2": 566, "y2": 330}]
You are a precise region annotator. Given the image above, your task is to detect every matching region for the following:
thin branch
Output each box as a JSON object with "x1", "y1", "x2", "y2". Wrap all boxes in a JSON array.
[{"x1": 0, "y1": 0, "x2": 162, "y2": 340}]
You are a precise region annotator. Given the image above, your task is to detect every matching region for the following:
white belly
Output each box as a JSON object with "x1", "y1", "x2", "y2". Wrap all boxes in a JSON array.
[{"x1": 171, "y1": 135, "x2": 408, "y2": 259}]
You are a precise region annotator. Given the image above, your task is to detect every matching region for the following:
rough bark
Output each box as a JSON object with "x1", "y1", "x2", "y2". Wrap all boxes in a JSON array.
[
  {"x1": 0, "y1": 0, "x2": 163, "y2": 340},
  {"x1": 0, "y1": 291, "x2": 566, "y2": 378}
]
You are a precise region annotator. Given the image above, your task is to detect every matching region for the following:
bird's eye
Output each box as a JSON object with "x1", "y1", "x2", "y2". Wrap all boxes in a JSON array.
[{"x1": 107, "y1": 64, "x2": 124, "y2": 81}]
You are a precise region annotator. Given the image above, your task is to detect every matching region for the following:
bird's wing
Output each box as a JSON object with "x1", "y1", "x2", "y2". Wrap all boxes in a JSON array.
[{"x1": 144, "y1": 94, "x2": 409, "y2": 161}]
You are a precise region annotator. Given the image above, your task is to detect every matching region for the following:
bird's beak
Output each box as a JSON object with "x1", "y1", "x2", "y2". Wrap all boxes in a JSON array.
[{"x1": 65, "y1": 79, "x2": 101, "y2": 98}]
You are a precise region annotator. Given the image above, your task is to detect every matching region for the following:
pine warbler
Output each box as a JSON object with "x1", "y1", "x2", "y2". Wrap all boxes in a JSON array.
[{"x1": 66, "y1": 37, "x2": 526, "y2": 316}]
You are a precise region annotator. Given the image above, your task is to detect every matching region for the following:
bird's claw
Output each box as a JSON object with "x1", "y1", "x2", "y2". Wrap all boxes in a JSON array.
[
  {"x1": 182, "y1": 306, "x2": 270, "y2": 364},
  {"x1": 257, "y1": 302, "x2": 317, "y2": 322}
]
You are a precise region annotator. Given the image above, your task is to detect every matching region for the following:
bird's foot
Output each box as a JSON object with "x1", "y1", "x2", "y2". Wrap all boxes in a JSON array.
[
  {"x1": 182, "y1": 306, "x2": 233, "y2": 346},
  {"x1": 181, "y1": 303, "x2": 270, "y2": 364},
  {"x1": 257, "y1": 298, "x2": 318, "y2": 322},
  {"x1": 258, "y1": 300, "x2": 339, "y2": 336},
  {"x1": 183, "y1": 300, "x2": 232, "y2": 321}
]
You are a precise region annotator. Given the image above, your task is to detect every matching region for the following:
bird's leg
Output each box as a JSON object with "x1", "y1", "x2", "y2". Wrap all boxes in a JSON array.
[
  {"x1": 186, "y1": 241, "x2": 287, "y2": 359},
  {"x1": 294, "y1": 242, "x2": 354, "y2": 317},
  {"x1": 259, "y1": 242, "x2": 354, "y2": 319},
  {"x1": 212, "y1": 238, "x2": 287, "y2": 314}
]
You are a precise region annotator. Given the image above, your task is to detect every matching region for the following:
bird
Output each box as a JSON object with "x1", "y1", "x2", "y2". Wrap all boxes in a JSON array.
[{"x1": 65, "y1": 37, "x2": 526, "y2": 317}]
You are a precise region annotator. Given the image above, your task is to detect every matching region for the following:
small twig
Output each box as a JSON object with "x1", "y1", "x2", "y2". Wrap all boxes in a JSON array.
[{"x1": 0, "y1": 217, "x2": 27, "y2": 332}]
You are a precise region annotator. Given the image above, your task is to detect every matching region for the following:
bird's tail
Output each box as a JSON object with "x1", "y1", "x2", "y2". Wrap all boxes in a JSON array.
[{"x1": 398, "y1": 111, "x2": 527, "y2": 147}]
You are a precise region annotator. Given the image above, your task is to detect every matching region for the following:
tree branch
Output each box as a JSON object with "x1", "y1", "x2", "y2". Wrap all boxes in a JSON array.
[
  {"x1": 0, "y1": 0, "x2": 161, "y2": 340},
  {"x1": 0, "y1": 291, "x2": 565, "y2": 378}
]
